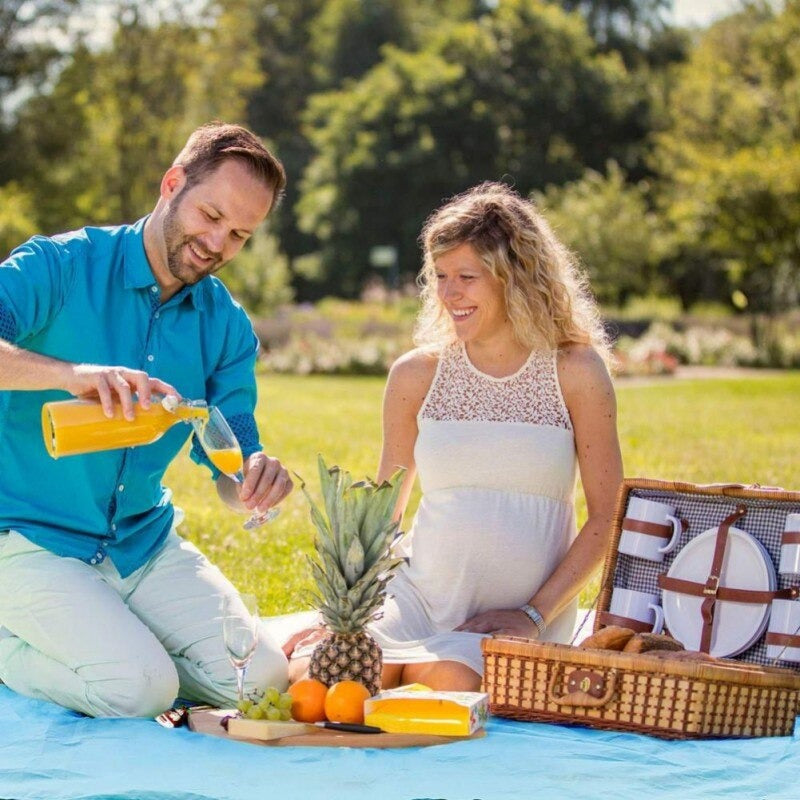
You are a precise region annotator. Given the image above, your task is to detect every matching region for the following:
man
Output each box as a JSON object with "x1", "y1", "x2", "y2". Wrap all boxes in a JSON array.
[{"x1": 0, "y1": 122, "x2": 292, "y2": 717}]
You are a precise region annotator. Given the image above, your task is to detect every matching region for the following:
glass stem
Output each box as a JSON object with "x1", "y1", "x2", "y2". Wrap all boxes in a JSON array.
[{"x1": 235, "y1": 666, "x2": 247, "y2": 703}]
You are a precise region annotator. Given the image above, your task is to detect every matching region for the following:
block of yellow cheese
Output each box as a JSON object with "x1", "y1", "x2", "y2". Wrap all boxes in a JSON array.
[{"x1": 226, "y1": 717, "x2": 316, "y2": 742}]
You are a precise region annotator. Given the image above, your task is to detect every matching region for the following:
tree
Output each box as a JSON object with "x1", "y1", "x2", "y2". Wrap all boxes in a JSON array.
[
  {"x1": 557, "y1": 0, "x2": 670, "y2": 55},
  {"x1": 652, "y1": 1, "x2": 800, "y2": 313},
  {"x1": 244, "y1": 0, "x2": 489, "y2": 295},
  {"x1": 297, "y1": 0, "x2": 646, "y2": 294},
  {"x1": 223, "y1": 229, "x2": 294, "y2": 314},
  {"x1": 536, "y1": 161, "x2": 670, "y2": 305},
  {"x1": 11, "y1": 0, "x2": 266, "y2": 232},
  {"x1": 0, "y1": 182, "x2": 36, "y2": 258},
  {"x1": 0, "y1": 0, "x2": 80, "y2": 183}
]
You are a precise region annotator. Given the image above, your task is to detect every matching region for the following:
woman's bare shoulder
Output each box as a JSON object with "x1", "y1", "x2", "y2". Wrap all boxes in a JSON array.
[
  {"x1": 389, "y1": 347, "x2": 439, "y2": 382},
  {"x1": 556, "y1": 343, "x2": 614, "y2": 404},
  {"x1": 385, "y1": 348, "x2": 440, "y2": 406}
]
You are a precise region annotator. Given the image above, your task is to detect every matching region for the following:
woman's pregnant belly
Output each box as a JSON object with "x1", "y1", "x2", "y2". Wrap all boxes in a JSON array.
[{"x1": 398, "y1": 487, "x2": 575, "y2": 629}]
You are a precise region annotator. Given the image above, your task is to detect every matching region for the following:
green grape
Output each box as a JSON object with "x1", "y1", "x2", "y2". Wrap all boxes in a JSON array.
[
  {"x1": 266, "y1": 706, "x2": 282, "y2": 721},
  {"x1": 277, "y1": 693, "x2": 293, "y2": 710},
  {"x1": 265, "y1": 687, "x2": 280, "y2": 705},
  {"x1": 279, "y1": 708, "x2": 292, "y2": 721},
  {"x1": 237, "y1": 698, "x2": 253, "y2": 714},
  {"x1": 248, "y1": 705, "x2": 265, "y2": 720}
]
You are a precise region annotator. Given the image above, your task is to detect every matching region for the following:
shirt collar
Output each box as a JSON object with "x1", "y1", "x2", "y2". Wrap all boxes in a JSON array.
[{"x1": 123, "y1": 216, "x2": 206, "y2": 311}]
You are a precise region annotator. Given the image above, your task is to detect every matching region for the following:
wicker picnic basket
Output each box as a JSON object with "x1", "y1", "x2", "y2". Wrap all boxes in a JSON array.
[{"x1": 482, "y1": 479, "x2": 800, "y2": 739}]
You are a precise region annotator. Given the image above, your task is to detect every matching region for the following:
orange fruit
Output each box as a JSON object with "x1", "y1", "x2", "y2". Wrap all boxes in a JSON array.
[
  {"x1": 287, "y1": 678, "x2": 328, "y2": 723},
  {"x1": 324, "y1": 680, "x2": 371, "y2": 724}
]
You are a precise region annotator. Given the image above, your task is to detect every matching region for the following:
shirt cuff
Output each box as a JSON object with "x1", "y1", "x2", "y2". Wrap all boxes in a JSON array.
[{"x1": 0, "y1": 299, "x2": 17, "y2": 341}]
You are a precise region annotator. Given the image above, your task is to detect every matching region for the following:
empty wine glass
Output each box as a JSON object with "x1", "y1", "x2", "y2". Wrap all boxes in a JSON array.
[
  {"x1": 222, "y1": 592, "x2": 259, "y2": 706},
  {"x1": 193, "y1": 406, "x2": 280, "y2": 529}
]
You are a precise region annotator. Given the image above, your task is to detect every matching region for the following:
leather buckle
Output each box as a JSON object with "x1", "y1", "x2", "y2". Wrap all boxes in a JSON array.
[{"x1": 703, "y1": 575, "x2": 719, "y2": 596}]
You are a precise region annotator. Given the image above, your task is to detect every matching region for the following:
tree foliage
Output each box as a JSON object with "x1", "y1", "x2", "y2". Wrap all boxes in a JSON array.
[
  {"x1": 536, "y1": 161, "x2": 669, "y2": 305},
  {"x1": 652, "y1": 0, "x2": 800, "y2": 313},
  {"x1": 3, "y1": 0, "x2": 794, "y2": 315},
  {"x1": 0, "y1": 181, "x2": 37, "y2": 259},
  {"x1": 298, "y1": 0, "x2": 648, "y2": 294}
]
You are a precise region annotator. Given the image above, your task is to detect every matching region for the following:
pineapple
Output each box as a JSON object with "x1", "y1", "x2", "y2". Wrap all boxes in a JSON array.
[{"x1": 301, "y1": 455, "x2": 406, "y2": 695}]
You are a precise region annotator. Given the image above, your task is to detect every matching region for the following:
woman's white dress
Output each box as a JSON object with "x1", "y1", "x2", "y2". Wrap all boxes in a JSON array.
[{"x1": 369, "y1": 341, "x2": 578, "y2": 675}]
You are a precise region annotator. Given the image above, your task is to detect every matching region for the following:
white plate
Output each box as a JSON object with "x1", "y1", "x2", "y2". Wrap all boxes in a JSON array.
[{"x1": 662, "y1": 526, "x2": 776, "y2": 657}]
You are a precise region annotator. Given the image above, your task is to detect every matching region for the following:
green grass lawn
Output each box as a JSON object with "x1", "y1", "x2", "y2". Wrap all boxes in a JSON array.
[{"x1": 165, "y1": 371, "x2": 800, "y2": 615}]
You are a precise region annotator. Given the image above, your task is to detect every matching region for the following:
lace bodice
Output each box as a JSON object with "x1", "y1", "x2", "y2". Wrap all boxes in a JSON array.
[{"x1": 419, "y1": 341, "x2": 572, "y2": 429}]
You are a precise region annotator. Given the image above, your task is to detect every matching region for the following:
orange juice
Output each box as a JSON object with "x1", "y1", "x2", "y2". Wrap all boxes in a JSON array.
[
  {"x1": 364, "y1": 687, "x2": 489, "y2": 736},
  {"x1": 42, "y1": 398, "x2": 209, "y2": 458},
  {"x1": 207, "y1": 446, "x2": 243, "y2": 476}
]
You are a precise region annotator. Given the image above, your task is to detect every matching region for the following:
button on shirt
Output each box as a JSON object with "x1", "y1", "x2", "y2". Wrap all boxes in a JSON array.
[{"x1": 0, "y1": 217, "x2": 262, "y2": 577}]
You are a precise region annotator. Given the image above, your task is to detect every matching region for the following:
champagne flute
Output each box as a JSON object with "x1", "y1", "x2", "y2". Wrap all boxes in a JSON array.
[
  {"x1": 222, "y1": 592, "x2": 259, "y2": 706},
  {"x1": 193, "y1": 406, "x2": 280, "y2": 529}
]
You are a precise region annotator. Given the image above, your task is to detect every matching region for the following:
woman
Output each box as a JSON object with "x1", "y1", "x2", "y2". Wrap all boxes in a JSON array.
[{"x1": 287, "y1": 181, "x2": 622, "y2": 691}]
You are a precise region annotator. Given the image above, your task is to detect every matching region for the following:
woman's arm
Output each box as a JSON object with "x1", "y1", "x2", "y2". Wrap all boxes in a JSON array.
[
  {"x1": 528, "y1": 344, "x2": 623, "y2": 624},
  {"x1": 456, "y1": 344, "x2": 623, "y2": 637},
  {"x1": 376, "y1": 349, "x2": 438, "y2": 522}
]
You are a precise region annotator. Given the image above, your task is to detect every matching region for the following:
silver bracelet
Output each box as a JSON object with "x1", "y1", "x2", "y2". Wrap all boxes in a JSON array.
[{"x1": 519, "y1": 603, "x2": 547, "y2": 637}]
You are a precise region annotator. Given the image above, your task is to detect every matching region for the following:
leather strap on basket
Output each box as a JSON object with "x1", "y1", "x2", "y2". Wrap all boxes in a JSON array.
[
  {"x1": 765, "y1": 632, "x2": 800, "y2": 649},
  {"x1": 697, "y1": 506, "x2": 747, "y2": 653},
  {"x1": 656, "y1": 505, "x2": 800, "y2": 654},
  {"x1": 657, "y1": 575, "x2": 799, "y2": 605},
  {"x1": 595, "y1": 611, "x2": 654, "y2": 633},
  {"x1": 657, "y1": 506, "x2": 800, "y2": 652},
  {"x1": 621, "y1": 517, "x2": 673, "y2": 539},
  {"x1": 783, "y1": 531, "x2": 800, "y2": 545}
]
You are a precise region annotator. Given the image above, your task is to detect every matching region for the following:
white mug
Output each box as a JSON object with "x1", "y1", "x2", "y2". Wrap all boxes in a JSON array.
[
  {"x1": 609, "y1": 587, "x2": 664, "y2": 633},
  {"x1": 778, "y1": 513, "x2": 800, "y2": 575},
  {"x1": 618, "y1": 497, "x2": 682, "y2": 563},
  {"x1": 766, "y1": 599, "x2": 800, "y2": 662}
]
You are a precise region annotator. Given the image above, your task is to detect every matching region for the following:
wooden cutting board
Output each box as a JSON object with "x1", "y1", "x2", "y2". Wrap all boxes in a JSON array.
[{"x1": 188, "y1": 707, "x2": 485, "y2": 749}]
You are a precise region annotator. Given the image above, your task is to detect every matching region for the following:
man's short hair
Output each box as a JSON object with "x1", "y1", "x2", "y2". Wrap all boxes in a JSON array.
[{"x1": 173, "y1": 121, "x2": 286, "y2": 211}]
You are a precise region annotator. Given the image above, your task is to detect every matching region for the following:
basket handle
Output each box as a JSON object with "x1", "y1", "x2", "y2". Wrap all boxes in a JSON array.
[
  {"x1": 547, "y1": 666, "x2": 618, "y2": 708},
  {"x1": 692, "y1": 481, "x2": 786, "y2": 494}
]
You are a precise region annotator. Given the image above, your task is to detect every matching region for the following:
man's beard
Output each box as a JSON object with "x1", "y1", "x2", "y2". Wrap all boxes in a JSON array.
[{"x1": 162, "y1": 200, "x2": 222, "y2": 285}]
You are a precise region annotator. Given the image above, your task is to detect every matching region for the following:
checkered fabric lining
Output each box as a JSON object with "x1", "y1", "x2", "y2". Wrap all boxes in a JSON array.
[{"x1": 610, "y1": 488, "x2": 800, "y2": 669}]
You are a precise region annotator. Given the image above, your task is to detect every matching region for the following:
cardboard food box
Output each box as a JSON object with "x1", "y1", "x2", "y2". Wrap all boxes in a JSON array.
[{"x1": 364, "y1": 685, "x2": 489, "y2": 736}]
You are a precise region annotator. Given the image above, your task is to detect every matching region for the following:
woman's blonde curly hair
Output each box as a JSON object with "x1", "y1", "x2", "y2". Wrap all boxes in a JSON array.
[{"x1": 414, "y1": 181, "x2": 610, "y2": 364}]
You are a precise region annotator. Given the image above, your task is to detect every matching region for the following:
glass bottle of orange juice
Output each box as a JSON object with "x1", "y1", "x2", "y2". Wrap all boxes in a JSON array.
[{"x1": 41, "y1": 395, "x2": 210, "y2": 458}]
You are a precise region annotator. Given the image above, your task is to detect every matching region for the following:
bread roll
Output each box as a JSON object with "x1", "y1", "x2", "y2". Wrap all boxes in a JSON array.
[
  {"x1": 622, "y1": 632, "x2": 684, "y2": 654},
  {"x1": 579, "y1": 626, "x2": 636, "y2": 651}
]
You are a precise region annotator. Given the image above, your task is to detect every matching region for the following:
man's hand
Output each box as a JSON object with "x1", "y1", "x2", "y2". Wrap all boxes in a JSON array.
[
  {"x1": 238, "y1": 451, "x2": 293, "y2": 515},
  {"x1": 65, "y1": 364, "x2": 180, "y2": 420},
  {"x1": 454, "y1": 608, "x2": 540, "y2": 638}
]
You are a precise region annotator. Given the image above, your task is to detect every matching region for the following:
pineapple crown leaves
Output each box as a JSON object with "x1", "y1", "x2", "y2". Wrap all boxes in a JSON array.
[
  {"x1": 298, "y1": 455, "x2": 407, "y2": 634},
  {"x1": 299, "y1": 455, "x2": 406, "y2": 586}
]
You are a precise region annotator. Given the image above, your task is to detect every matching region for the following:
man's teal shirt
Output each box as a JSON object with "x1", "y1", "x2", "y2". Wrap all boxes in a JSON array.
[{"x1": 0, "y1": 218, "x2": 262, "y2": 577}]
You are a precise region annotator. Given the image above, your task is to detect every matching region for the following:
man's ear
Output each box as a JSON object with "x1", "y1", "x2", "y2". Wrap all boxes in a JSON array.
[{"x1": 160, "y1": 165, "x2": 186, "y2": 200}]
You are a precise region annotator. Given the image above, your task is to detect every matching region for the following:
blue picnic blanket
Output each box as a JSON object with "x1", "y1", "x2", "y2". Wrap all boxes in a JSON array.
[{"x1": 0, "y1": 686, "x2": 796, "y2": 800}]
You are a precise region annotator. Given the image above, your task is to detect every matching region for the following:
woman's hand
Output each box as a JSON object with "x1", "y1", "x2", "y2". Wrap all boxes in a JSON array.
[
  {"x1": 455, "y1": 609, "x2": 539, "y2": 638},
  {"x1": 281, "y1": 625, "x2": 327, "y2": 659}
]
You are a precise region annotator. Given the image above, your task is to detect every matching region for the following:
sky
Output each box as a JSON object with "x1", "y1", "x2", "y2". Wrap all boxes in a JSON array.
[{"x1": 669, "y1": 0, "x2": 745, "y2": 27}]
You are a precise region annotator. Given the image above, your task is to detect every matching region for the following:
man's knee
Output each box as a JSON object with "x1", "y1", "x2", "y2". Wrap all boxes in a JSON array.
[
  {"x1": 246, "y1": 641, "x2": 289, "y2": 692},
  {"x1": 88, "y1": 657, "x2": 180, "y2": 718}
]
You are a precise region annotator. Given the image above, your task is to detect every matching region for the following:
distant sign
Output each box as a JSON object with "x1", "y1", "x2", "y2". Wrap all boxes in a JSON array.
[{"x1": 369, "y1": 245, "x2": 398, "y2": 269}]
